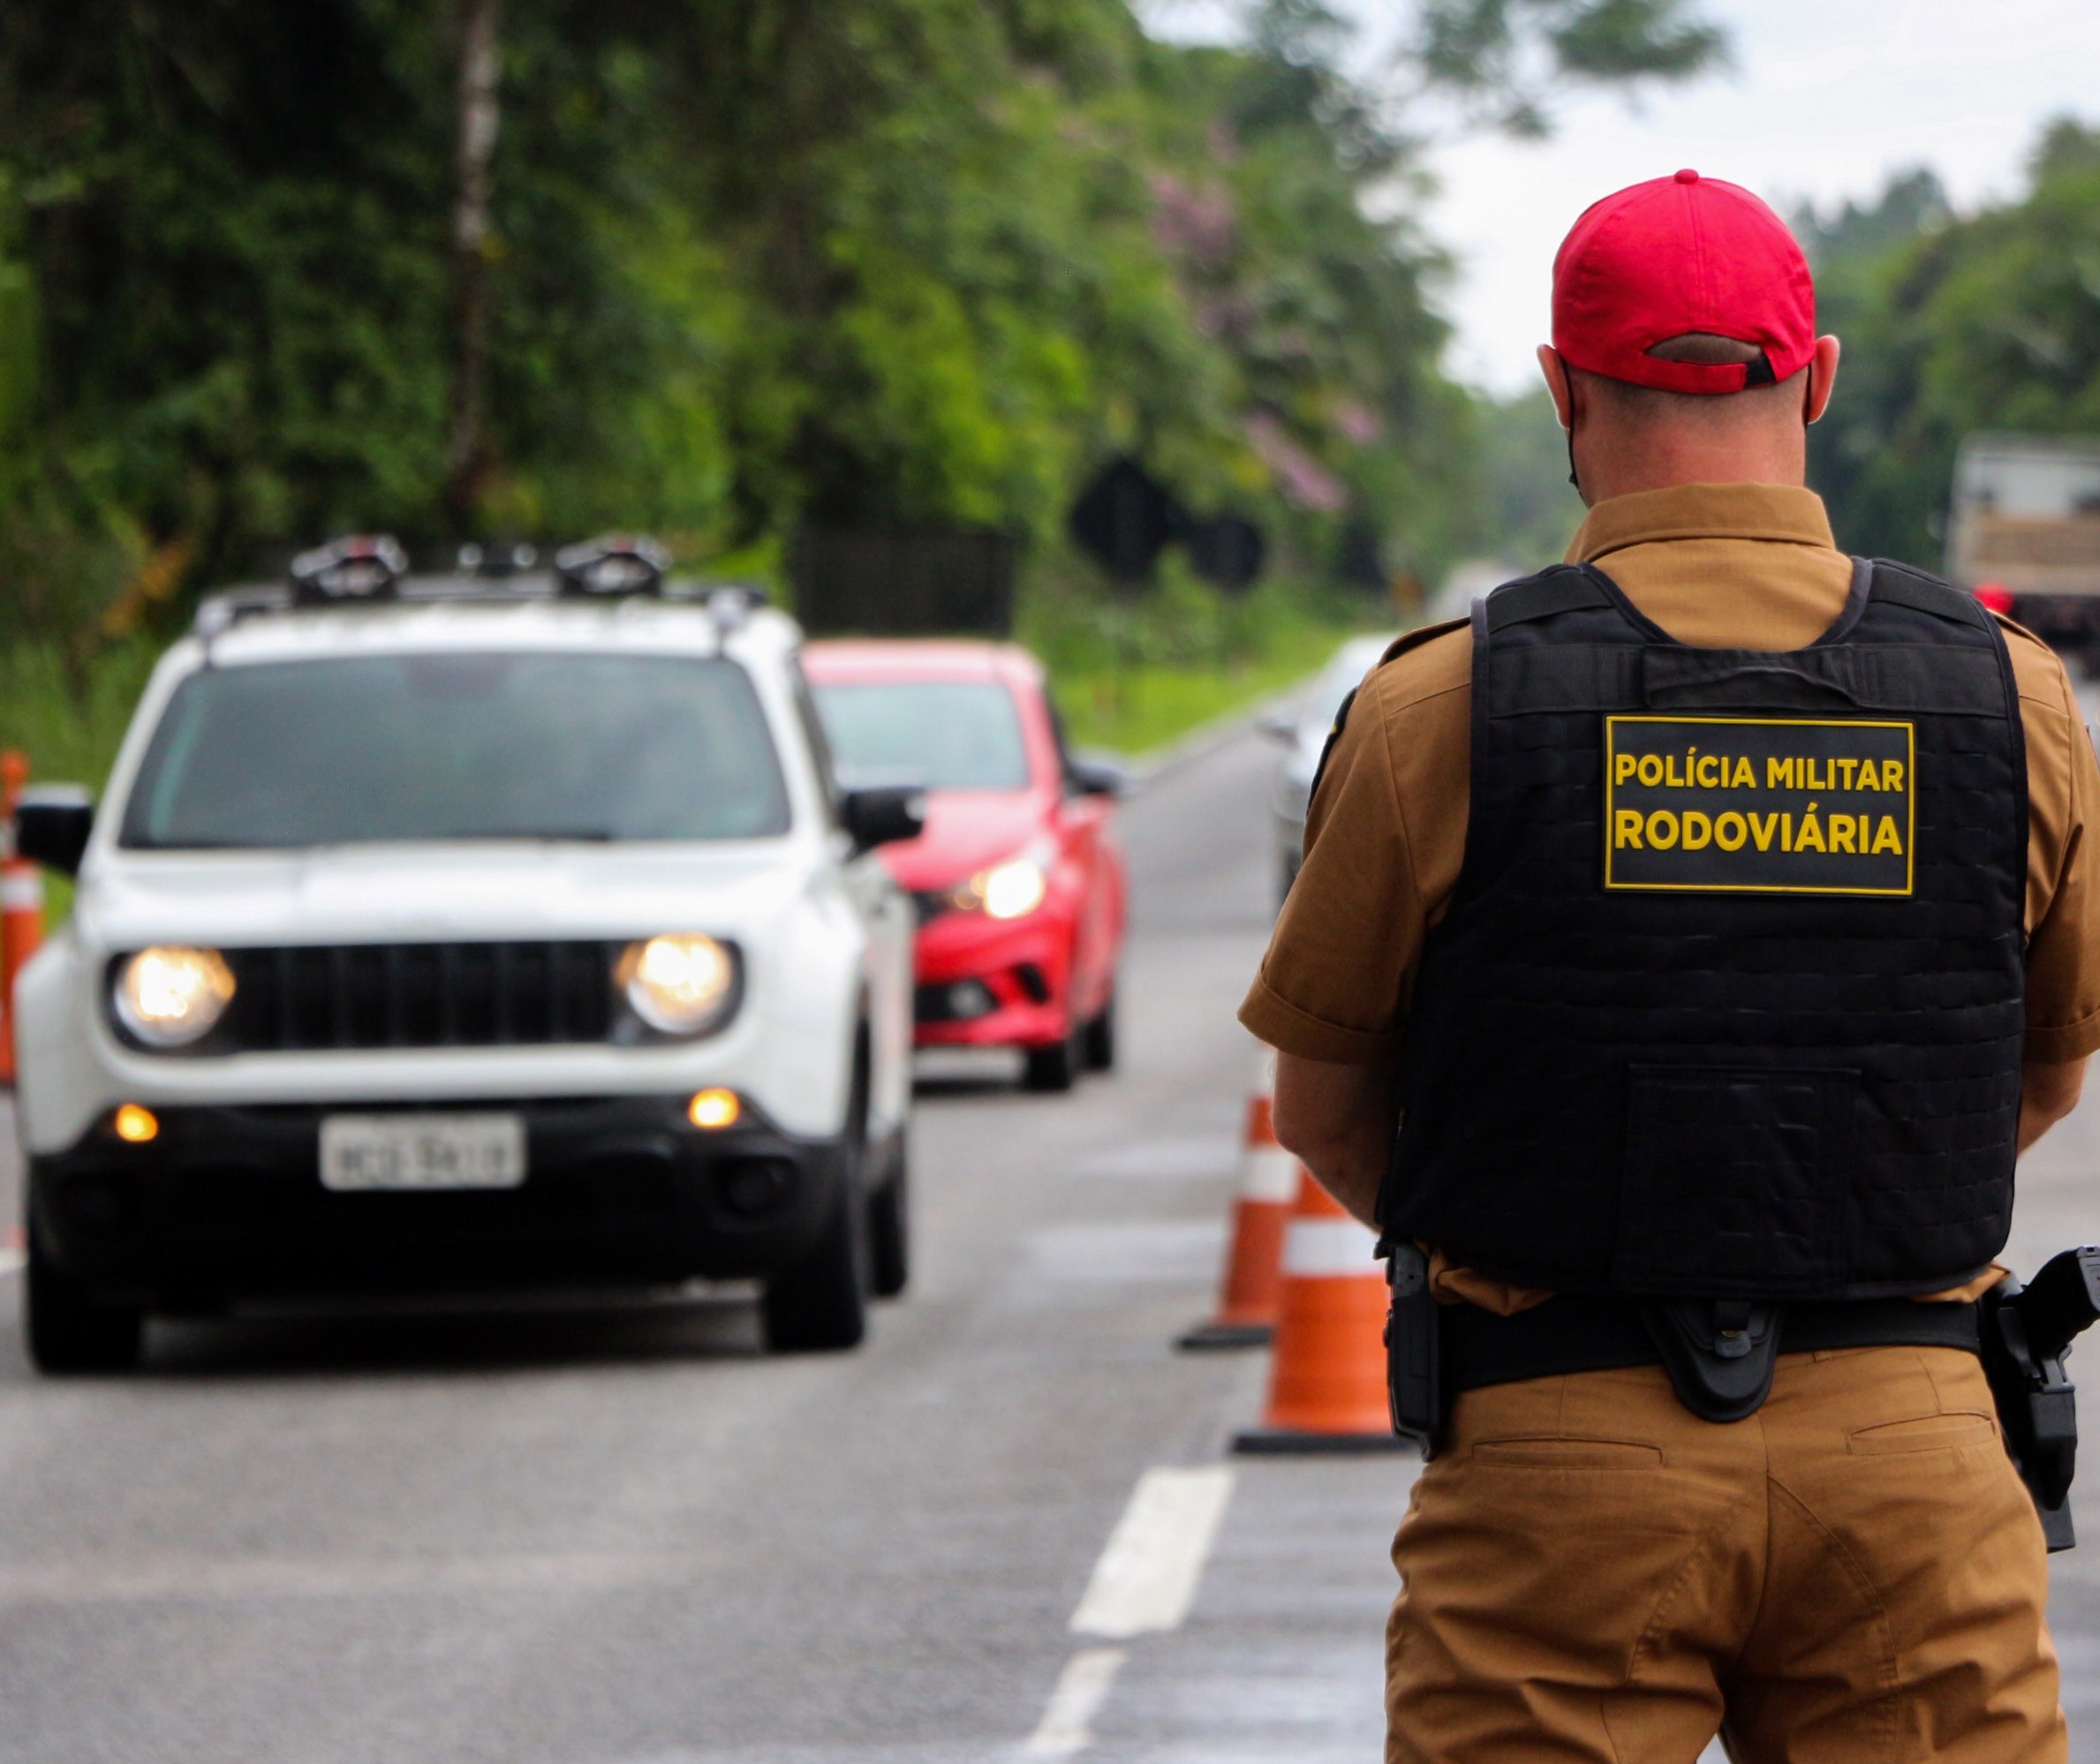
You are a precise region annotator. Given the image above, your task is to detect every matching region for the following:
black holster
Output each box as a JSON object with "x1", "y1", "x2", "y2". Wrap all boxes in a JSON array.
[
  {"x1": 1981, "y1": 1248, "x2": 2100, "y2": 1553},
  {"x1": 1386, "y1": 1245, "x2": 1443, "y2": 1458}
]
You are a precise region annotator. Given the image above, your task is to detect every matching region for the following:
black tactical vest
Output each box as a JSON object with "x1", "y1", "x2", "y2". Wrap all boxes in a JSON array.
[{"x1": 1383, "y1": 558, "x2": 2028, "y2": 1302}]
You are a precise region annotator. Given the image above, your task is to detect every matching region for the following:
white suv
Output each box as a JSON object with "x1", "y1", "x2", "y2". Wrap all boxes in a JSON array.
[{"x1": 10, "y1": 537, "x2": 920, "y2": 1371}]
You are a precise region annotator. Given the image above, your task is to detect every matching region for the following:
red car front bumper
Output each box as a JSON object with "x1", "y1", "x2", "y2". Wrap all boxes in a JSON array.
[{"x1": 910, "y1": 900, "x2": 1073, "y2": 1050}]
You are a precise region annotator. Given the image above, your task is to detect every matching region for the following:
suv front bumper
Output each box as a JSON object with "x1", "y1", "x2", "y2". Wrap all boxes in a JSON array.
[{"x1": 29, "y1": 1093, "x2": 850, "y2": 1305}]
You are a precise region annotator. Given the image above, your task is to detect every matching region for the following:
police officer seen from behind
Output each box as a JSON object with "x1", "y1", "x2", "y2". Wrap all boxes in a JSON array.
[{"x1": 1242, "y1": 169, "x2": 2100, "y2": 1760}]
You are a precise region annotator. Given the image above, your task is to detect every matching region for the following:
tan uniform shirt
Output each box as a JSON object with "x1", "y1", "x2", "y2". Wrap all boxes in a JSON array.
[{"x1": 1240, "y1": 483, "x2": 2100, "y2": 1307}]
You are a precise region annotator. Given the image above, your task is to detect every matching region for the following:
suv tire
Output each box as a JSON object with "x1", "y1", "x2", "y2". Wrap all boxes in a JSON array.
[
  {"x1": 25, "y1": 1224, "x2": 144, "y2": 1375},
  {"x1": 760, "y1": 1179, "x2": 870, "y2": 1352},
  {"x1": 761, "y1": 1048, "x2": 872, "y2": 1352},
  {"x1": 868, "y1": 1150, "x2": 909, "y2": 1299}
]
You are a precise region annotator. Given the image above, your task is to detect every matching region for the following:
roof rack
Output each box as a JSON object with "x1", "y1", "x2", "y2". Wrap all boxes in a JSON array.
[
  {"x1": 453, "y1": 540, "x2": 540, "y2": 576},
  {"x1": 190, "y1": 533, "x2": 774, "y2": 637}
]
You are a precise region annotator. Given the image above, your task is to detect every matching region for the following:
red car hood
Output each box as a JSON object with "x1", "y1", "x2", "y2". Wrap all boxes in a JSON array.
[{"x1": 880, "y1": 789, "x2": 1051, "y2": 891}]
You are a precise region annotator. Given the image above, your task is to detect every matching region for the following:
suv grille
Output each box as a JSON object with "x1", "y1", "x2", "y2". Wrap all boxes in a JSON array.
[{"x1": 207, "y1": 942, "x2": 620, "y2": 1052}]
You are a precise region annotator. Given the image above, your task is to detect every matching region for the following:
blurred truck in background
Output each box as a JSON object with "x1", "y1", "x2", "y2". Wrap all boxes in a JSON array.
[{"x1": 1947, "y1": 433, "x2": 2100, "y2": 658}]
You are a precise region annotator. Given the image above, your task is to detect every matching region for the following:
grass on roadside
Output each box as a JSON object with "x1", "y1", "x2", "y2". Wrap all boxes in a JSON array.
[
  {"x1": 1020, "y1": 553, "x2": 1390, "y2": 758},
  {"x1": 0, "y1": 637, "x2": 162, "y2": 793},
  {"x1": 0, "y1": 637, "x2": 168, "y2": 931},
  {"x1": 1050, "y1": 620, "x2": 1356, "y2": 755}
]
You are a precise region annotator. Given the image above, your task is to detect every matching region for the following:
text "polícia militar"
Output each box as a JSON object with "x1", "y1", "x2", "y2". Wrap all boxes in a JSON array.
[{"x1": 1612, "y1": 749, "x2": 1906, "y2": 795}]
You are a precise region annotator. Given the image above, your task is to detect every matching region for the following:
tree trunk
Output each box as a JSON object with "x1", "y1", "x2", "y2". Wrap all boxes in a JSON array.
[{"x1": 444, "y1": 0, "x2": 502, "y2": 533}]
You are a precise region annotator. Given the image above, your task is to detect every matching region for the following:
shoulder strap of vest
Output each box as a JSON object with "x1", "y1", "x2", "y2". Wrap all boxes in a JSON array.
[
  {"x1": 1865, "y1": 558, "x2": 1993, "y2": 630},
  {"x1": 1480, "y1": 565, "x2": 1614, "y2": 634},
  {"x1": 1866, "y1": 559, "x2": 2028, "y2": 923}
]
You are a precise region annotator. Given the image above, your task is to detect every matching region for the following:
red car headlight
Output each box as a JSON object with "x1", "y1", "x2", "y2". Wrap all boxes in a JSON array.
[{"x1": 950, "y1": 843, "x2": 1053, "y2": 920}]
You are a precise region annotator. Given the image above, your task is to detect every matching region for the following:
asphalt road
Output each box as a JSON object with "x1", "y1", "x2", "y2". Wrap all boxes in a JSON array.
[
  {"x1": 3, "y1": 719, "x2": 2100, "y2": 1761},
  {"x1": 0, "y1": 722, "x2": 1399, "y2": 1764}
]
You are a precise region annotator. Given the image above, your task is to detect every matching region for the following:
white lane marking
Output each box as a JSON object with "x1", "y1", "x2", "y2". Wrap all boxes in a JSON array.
[
  {"x1": 1069, "y1": 1465, "x2": 1235, "y2": 1640},
  {"x1": 1280, "y1": 1216, "x2": 1379, "y2": 1278},
  {"x1": 1021, "y1": 1466, "x2": 1235, "y2": 1758},
  {"x1": 1021, "y1": 1647, "x2": 1128, "y2": 1760}
]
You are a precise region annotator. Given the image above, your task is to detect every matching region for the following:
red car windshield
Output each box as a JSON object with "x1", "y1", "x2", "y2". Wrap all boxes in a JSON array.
[{"x1": 812, "y1": 680, "x2": 1031, "y2": 792}]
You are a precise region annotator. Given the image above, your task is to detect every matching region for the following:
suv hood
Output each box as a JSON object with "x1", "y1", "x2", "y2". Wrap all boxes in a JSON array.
[{"x1": 79, "y1": 841, "x2": 812, "y2": 948}]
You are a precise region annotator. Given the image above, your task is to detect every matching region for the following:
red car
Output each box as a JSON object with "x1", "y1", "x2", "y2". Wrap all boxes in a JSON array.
[{"x1": 803, "y1": 640, "x2": 1127, "y2": 1090}]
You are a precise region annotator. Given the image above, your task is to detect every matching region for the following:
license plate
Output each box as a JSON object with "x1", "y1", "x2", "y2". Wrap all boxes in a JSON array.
[{"x1": 319, "y1": 1114, "x2": 527, "y2": 1192}]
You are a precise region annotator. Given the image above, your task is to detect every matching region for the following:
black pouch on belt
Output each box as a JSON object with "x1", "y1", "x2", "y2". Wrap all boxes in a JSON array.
[{"x1": 1641, "y1": 1299, "x2": 1782, "y2": 1422}]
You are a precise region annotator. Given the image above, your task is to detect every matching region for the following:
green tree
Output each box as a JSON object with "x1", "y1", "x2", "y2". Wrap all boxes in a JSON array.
[
  {"x1": 1462, "y1": 387, "x2": 1584, "y2": 568},
  {"x1": 1805, "y1": 124, "x2": 2100, "y2": 567},
  {"x1": 0, "y1": 0, "x2": 1730, "y2": 639},
  {"x1": 1411, "y1": 0, "x2": 1726, "y2": 133}
]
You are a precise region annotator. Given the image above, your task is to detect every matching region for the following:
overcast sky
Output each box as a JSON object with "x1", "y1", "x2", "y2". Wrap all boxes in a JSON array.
[{"x1": 1143, "y1": 0, "x2": 2100, "y2": 396}]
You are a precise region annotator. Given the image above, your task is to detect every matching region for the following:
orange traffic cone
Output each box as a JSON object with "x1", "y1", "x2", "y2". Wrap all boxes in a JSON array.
[
  {"x1": 1233, "y1": 1169, "x2": 1404, "y2": 1453},
  {"x1": 0, "y1": 751, "x2": 39, "y2": 1088},
  {"x1": 1180, "y1": 1052, "x2": 1299, "y2": 1350}
]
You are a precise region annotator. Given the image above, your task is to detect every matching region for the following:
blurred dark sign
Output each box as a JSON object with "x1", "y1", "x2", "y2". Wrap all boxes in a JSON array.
[
  {"x1": 1336, "y1": 520, "x2": 1385, "y2": 592},
  {"x1": 790, "y1": 526, "x2": 1018, "y2": 636},
  {"x1": 1186, "y1": 514, "x2": 1266, "y2": 592},
  {"x1": 1069, "y1": 456, "x2": 1188, "y2": 584}
]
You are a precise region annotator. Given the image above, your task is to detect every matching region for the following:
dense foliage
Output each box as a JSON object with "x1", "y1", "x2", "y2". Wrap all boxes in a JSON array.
[
  {"x1": 1806, "y1": 120, "x2": 2100, "y2": 568},
  {"x1": 0, "y1": 0, "x2": 1721, "y2": 667}
]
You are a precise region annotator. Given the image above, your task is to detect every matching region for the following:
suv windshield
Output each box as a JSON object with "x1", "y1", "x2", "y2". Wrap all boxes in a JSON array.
[
  {"x1": 120, "y1": 652, "x2": 790, "y2": 848},
  {"x1": 812, "y1": 680, "x2": 1030, "y2": 792}
]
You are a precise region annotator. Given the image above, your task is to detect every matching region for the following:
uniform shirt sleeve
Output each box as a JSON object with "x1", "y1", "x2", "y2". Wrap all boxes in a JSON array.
[
  {"x1": 1238, "y1": 657, "x2": 1440, "y2": 1064},
  {"x1": 2019, "y1": 637, "x2": 2100, "y2": 1064}
]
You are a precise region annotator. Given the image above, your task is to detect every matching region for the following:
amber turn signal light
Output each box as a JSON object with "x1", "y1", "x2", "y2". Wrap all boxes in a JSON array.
[
  {"x1": 113, "y1": 1103, "x2": 161, "y2": 1144},
  {"x1": 688, "y1": 1089, "x2": 741, "y2": 1131}
]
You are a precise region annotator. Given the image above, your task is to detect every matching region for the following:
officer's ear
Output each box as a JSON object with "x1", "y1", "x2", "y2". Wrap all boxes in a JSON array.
[
  {"x1": 1537, "y1": 344, "x2": 1575, "y2": 430},
  {"x1": 1804, "y1": 335, "x2": 1841, "y2": 426}
]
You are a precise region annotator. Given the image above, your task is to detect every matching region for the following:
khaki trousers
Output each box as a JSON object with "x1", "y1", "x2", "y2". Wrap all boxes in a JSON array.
[{"x1": 1386, "y1": 1347, "x2": 2065, "y2": 1762}]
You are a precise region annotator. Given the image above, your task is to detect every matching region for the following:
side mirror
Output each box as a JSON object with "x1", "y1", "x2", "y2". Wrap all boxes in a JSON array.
[
  {"x1": 841, "y1": 786, "x2": 925, "y2": 855},
  {"x1": 15, "y1": 785, "x2": 94, "y2": 877},
  {"x1": 1066, "y1": 757, "x2": 1126, "y2": 800},
  {"x1": 1257, "y1": 707, "x2": 1298, "y2": 743}
]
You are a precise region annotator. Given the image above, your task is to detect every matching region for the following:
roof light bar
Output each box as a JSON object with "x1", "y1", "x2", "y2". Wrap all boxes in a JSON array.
[
  {"x1": 289, "y1": 534, "x2": 407, "y2": 606},
  {"x1": 555, "y1": 534, "x2": 670, "y2": 599}
]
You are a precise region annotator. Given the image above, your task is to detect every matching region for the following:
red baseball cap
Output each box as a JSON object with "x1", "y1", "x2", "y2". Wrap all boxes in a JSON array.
[{"x1": 1552, "y1": 169, "x2": 1816, "y2": 395}]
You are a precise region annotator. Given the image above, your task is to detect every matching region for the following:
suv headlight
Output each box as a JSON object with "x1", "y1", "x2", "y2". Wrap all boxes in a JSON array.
[
  {"x1": 113, "y1": 946, "x2": 237, "y2": 1048},
  {"x1": 618, "y1": 934, "x2": 738, "y2": 1037}
]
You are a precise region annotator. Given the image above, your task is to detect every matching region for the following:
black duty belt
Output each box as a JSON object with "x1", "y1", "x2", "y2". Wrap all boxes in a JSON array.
[
  {"x1": 1447, "y1": 1293, "x2": 1980, "y2": 1398},
  {"x1": 1389, "y1": 1249, "x2": 2100, "y2": 1553}
]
